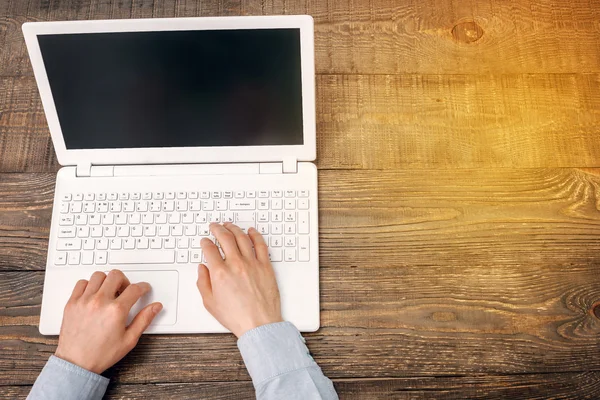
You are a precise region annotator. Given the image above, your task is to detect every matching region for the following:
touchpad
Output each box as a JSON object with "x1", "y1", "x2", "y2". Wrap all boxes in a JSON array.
[{"x1": 122, "y1": 270, "x2": 179, "y2": 326}]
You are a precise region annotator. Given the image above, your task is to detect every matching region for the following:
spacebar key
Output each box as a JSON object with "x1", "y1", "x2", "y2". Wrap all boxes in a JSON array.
[{"x1": 110, "y1": 250, "x2": 175, "y2": 265}]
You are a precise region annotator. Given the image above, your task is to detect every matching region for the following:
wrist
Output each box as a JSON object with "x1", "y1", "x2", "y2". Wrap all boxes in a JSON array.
[
  {"x1": 235, "y1": 317, "x2": 283, "y2": 338},
  {"x1": 55, "y1": 348, "x2": 104, "y2": 375}
]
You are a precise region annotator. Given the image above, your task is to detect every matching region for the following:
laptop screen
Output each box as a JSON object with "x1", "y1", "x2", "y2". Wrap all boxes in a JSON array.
[{"x1": 37, "y1": 29, "x2": 304, "y2": 150}]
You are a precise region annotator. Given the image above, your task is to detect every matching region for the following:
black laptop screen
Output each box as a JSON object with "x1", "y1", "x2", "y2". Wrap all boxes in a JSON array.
[{"x1": 37, "y1": 29, "x2": 304, "y2": 149}]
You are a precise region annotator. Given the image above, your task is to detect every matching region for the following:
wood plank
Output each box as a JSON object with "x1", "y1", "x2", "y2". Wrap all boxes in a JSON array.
[
  {"x1": 3, "y1": 372, "x2": 600, "y2": 399},
  {"x1": 1, "y1": 0, "x2": 600, "y2": 76},
  {"x1": 3, "y1": 74, "x2": 600, "y2": 172}
]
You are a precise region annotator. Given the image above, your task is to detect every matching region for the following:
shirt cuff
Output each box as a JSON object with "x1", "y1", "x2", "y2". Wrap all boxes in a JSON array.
[
  {"x1": 237, "y1": 321, "x2": 316, "y2": 387},
  {"x1": 28, "y1": 355, "x2": 109, "y2": 400}
]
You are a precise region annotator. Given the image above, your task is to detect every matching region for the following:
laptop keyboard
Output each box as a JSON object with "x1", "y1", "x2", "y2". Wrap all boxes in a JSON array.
[{"x1": 53, "y1": 190, "x2": 311, "y2": 267}]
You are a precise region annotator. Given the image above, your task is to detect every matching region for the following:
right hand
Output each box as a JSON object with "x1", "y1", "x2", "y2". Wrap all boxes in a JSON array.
[{"x1": 197, "y1": 223, "x2": 283, "y2": 338}]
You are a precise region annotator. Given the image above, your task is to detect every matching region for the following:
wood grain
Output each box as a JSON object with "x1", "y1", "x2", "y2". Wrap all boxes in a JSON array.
[
  {"x1": 3, "y1": 74, "x2": 600, "y2": 172},
  {"x1": 1, "y1": 0, "x2": 600, "y2": 76},
  {"x1": 3, "y1": 372, "x2": 600, "y2": 399},
  {"x1": 1, "y1": 168, "x2": 599, "y2": 384}
]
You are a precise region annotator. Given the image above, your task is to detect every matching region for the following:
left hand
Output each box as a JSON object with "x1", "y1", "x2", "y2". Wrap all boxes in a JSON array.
[{"x1": 54, "y1": 269, "x2": 163, "y2": 374}]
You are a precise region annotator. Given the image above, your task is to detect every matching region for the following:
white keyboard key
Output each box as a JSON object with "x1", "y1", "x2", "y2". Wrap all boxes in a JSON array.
[
  {"x1": 284, "y1": 223, "x2": 296, "y2": 235},
  {"x1": 149, "y1": 201, "x2": 161, "y2": 212},
  {"x1": 270, "y1": 236, "x2": 283, "y2": 247},
  {"x1": 75, "y1": 214, "x2": 87, "y2": 225},
  {"x1": 198, "y1": 224, "x2": 210, "y2": 236},
  {"x1": 272, "y1": 190, "x2": 283, "y2": 198},
  {"x1": 131, "y1": 226, "x2": 143, "y2": 237},
  {"x1": 102, "y1": 214, "x2": 114, "y2": 225},
  {"x1": 269, "y1": 248, "x2": 283, "y2": 262},
  {"x1": 158, "y1": 225, "x2": 170, "y2": 237},
  {"x1": 191, "y1": 237, "x2": 202, "y2": 249},
  {"x1": 272, "y1": 199, "x2": 283, "y2": 210},
  {"x1": 169, "y1": 213, "x2": 181, "y2": 224},
  {"x1": 234, "y1": 191, "x2": 244, "y2": 198},
  {"x1": 176, "y1": 200, "x2": 188, "y2": 211},
  {"x1": 117, "y1": 226, "x2": 130, "y2": 237},
  {"x1": 259, "y1": 190, "x2": 269, "y2": 198},
  {"x1": 271, "y1": 223, "x2": 283, "y2": 235},
  {"x1": 136, "y1": 201, "x2": 148, "y2": 212},
  {"x1": 223, "y1": 191, "x2": 233, "y2": 199},
  {"x1": 299, "y1": 190, "x2": 309, "y2": 197},
  {"x1": 200, "y1": 191, "x2": 210, "y2": 199},
  {"x1": 216, "y1": 200, "x2": 228, "y2": 211},
  {"x1": 97, "y1": 193, "x2": 106, "y2": 201},
  {"x1": 257, "y1": 223, "x2": 269, "y2": 235},
  {"x1": 171, "y1": 225, "x2": 183, "y2": 236},
  {"x1": 189, "y1": 201, "x2": 201, "y2": 211},
  {"x1": 178, "y1": 238, "x2": 189, "y2": 249},
  {"x1": 155, "y1": 213, "x2": 168, "y2": 224},
  {"x1": 110, "y1": 202, "x2": 122, "y2": 212},
  {"x1": 154, "y1": 192, "x2": 164, "y2": 200},
  {"x1": 61, "y1": 194, "x2": 72, "y2": 201},
  {"x1": 284, "y1": 199, "x2": 296, "y2": 210},
  {"x1": 177, "y1": 250, "x2": 189, "y2": 263},
  {"x1": 143, "y1": 192, "x2": 152, "y2": 200},
  {"x1": 182, "y1": 212, "x2": 194, "y2": 224},
  {"x1": 235, "y1": 212, "x2": 255, "y2": 222},
  {"x1": 235, "y1": 222, "x2": 255, "y2": 233},
  {"x1": 212, "y1": 191, "x2": 221, "y2": 199},
  {"x1": 110, "y1": 250, "x2": 175, "y2": 264},
  {"x1": 189, "y1": 191, "x2": 199, "y2": 199},
  {"x1": 68, "y1": 252, "x2": 81, "y2": 265},
  {"x1": 208, "y1": 212, "x2": 221, "y2": 223},
  {"x1": 110, "y1": 238, "x2": 122, "y2": 250},
  {"x1": 136, "y1": 237, "x2": 149, "y2": 249},
  {"x1": 57, "y1": 239, "x2": 82, "y2": 251},
  {"x1": 123, "y1": 238, "x2": 136, "y2": 250},
  {"x1": 104, "y1": 226, "x2": 116, "y2": 237},
  {"x1": 166, "y1": 192, "x2": 176, "y2": 200},
  {"x1": 163, "y1": 201, "x2": 175, "y2": 212},
  {"x1": 246, "y1": 191, "x2": 256, "y2": 198},
  {"x1": 119, "y1": 193, "x2": 129, "y2": 200},
  {"x1": 131, "y1": 193, "x2": 141, "y2": 200},
  {"x1": 285, "y1": 236, "x2": 297, "y2": 247},
  {"x1": 83, "y1": 202, "x2": 95, "y2": 213},
  {"x1": 108, "y1": 193, "x2": 118, "y2": 201},
  {"x1": 89, "y1": 215, "x2": 101, "y2": 225},
  {"x1": 144, "y1": 225, "x2": 156, "y2": 237},
  {"x1": 285, "y1": 190, "x2": 296, "y2": 198},
  {"x1": 97, "y1": 238, "x2": 109, "y2": 250},
  {"x1": 284, "y1": 248, "x2": 296, "y2": 262},
  {"x1": 177, "y1": 192, "x2": 187, "y2": 199},
  {"x1": 285, "y1": 211, "x2": 296, "y2": 222},
  {"x1": 230, "y1": 200, "x2": 256, "y2": 210},
  {"x1": 298, "y1": 212, "x2": 310, "y2": 234},
  {"x1": 195, "y1": 212, "x2": 208, "y2": 223},
  {"x1": 142, "y1": 213, "x2": 154, "y2": 224},
  {"x1": 150, "y1": 238, "x2": 162, "y2": 249},
  {"x1": 258, "y1": 200, "x2": 269, "y2": 210},
  {"x1": 123, "y1": 201, "x2": 135, "y2": 212},
  {"x1": 202, "y1": 200, "x2": 214, "y2": 211},
  {"x1": 272, "y1": 211, "x2": 283, "y2": 223},
  {"x1": 83, "y1": 238, "x2": 95, "y2": 250},
  {"x1": 59, "y1": 215, "x2": 74, "y2": 226},
  {"x1": 298, "y1": 199, "x2": 309, "y2": 210},
  {"x1": 164, "y1": 237, "x2": 176, "y2": 249},
  {"x1": 60, "y1": 203, "x2": 69, "y2": 213},
  {"x1": 129, "y1": 214, "x2": 141, "y2": 224},
  {"x1": 81, "y1": 251, "x2": 94, "y2": 265},
  {"x1": 54, "y1": 252, "x2": 67, "y2": 265},
  {"x1": 298, "y1": 236, "x2": 310, "y2": 262},
  {"x1": 91, "y1": 226, "x2": 103, "y2": 238},
  {"x1": 185, "y1": 225, "x2": 196, "y2": 236},
  {"x1": 190, "y1": 250, "x2": 203, "y2": 263},
  {"x1": 223, "y1": 212, "x2": 234, "y2": 223},
  {"x1": 258, "y1": 211, "x2": 269, "y2": 222},
  {"x1": 77, "y1": 226, "x2": 90, "y2": 238},
  {"x1": 73, "y1": 193, "x2": 84, "y2": 201},
  {"x1": 58, "y1": 227, "x2": 76, "y2": 238},
  {"x1": 97, "y1": 202, "x2": 109, "y2": 213},
  {"x1": 96, "y1": 251, "x2": 108, "y2": 264},
  {"x1": 115, "y1": 213, "x2": 127, "y2": 225}
]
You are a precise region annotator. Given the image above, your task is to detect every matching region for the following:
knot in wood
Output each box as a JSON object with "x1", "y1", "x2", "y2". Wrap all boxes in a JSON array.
[
  {"x1": 451, "y1": 21, "x2": 484, "y2": 43},
  {"x1": 432, "y1": 311, "x2": 457, "y2": 322},
  {"x1": 593, "y1": 303, "x2": 600, "y2": 319}
]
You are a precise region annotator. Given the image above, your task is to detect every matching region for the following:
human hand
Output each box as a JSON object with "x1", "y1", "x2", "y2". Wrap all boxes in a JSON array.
[
  {"x1": 54, "y1": 269, "x2": 163, "y2": 374},
  {"x1": 197, "y1": 223, "x2": 283, "y2": 337}
]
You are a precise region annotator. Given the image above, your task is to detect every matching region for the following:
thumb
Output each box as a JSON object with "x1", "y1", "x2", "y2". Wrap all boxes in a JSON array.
[
  {"x1": 197, "y1": 264, "x2": 213, "y2": 299},
  {"x1": 127, "y1": 302, "x2": 162, "y2": 341}
]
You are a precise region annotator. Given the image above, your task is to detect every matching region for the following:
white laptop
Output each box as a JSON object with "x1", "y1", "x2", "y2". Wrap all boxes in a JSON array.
[{"x1": 22, "y1": 16, "x2": 319, "y2": 335}]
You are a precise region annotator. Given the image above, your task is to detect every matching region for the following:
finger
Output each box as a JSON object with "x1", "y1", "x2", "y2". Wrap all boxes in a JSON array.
[
  {"x1": 84, "y1": 271, "x2": 107, "y2": 296},
  {"x1": 126, "y1": 302, "x2": 163, "y2": 341},
  {"x1": 68, "y1": 279, "x2": 88, "y2": 302},
  {"x1": 196, "y1": 264, "x2": 213, "y2": 300},
  {"x1": 223, "y1": 222, "x2": 255, "y2": 259},
  {"x1": 248, "y1": 227, "x2": 270, "y2": 264},
  {"x1": 209, "y1": 223, "x2": 242, "y2": 259},
  {"x1": 201, "y1": 237, "x2": 225, "y2": 269},
  {"x1": 100, "y1": 269, "x2": 131, "y2": 298},
  {"x1": 116, "y1": 282, "x2": 151, "y2": 310}
]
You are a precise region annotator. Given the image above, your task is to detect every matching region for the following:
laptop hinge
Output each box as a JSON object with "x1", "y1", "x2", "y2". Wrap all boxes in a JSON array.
[
  {"x1": 76, "y1": 163, "x2": 92, "y2": 177},
  {"x1": 282, "y1": 157, "x2": 298, "y2": 174}
]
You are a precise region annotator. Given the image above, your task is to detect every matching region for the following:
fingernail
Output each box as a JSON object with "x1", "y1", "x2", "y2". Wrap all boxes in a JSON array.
[
  {"x1": 137, "y1": 282, "x2": 151, "y2": 291},
  {"x1": 248, "y1": 227, "x2": 255, "y2": 232},
  {"x1": 152, "y1": 303, "x2": 163, "y2": 314}
]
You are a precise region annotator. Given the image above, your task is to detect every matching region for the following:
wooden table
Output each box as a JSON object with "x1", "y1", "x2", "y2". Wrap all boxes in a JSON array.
[{"x1": 2, "y1": 0, "x2": 600, "y2": 398}]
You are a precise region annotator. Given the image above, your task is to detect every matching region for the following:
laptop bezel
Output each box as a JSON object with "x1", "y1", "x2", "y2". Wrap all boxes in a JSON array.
[{"x1": 22, "y1": 16, "x2": 316, "y2": 167}]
